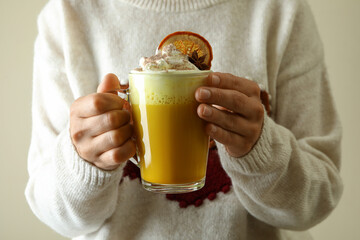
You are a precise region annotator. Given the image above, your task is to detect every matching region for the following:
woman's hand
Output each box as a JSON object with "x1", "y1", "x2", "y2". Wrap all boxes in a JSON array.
[
  {"x1": 195, "y1": 72, "x2": 264, "y2": 158},
  {"x1": 70, "y1": 74, "x2": 136, "y2": 170}
]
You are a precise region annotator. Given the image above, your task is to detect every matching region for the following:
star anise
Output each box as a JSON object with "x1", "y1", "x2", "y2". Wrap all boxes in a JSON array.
[{"x1": 188, "y1": 51, "x2": 210, "y2": 70}]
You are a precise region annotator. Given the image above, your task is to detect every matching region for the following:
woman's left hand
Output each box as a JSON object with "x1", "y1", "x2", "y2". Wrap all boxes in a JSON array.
[{"x1": 195, "y1": 72, "x2": 264, "y2": 158}]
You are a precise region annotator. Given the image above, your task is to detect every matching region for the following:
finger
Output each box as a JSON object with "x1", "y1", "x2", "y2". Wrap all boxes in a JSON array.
[
  {"x1": 73, "y1": 93, "x2": 125, "y2": 118},
  {"x1": 97, "y1": 139, "x2": 137, "y2": 169},
  {"x1": 93, "y1": 124, "x2": 133, "y2": 154},
  {"x1": 205, "y1": 123, "x2": 250, "y2": 154},
  {"x1": 197, "y1": 104, "x2": 258, "y2": 137},
  {"x1": 195, "y1": 87, "x2": 263, "y2": 118},
  {"x1": 206, "y1": 72, "x2": 261, "y2": 98},
  {"x1": 83, "y1": 110, "x2": 131, "y2": 136},
  {"x1": 97, "y1": 73, "x2": 121, "y2": 94}
]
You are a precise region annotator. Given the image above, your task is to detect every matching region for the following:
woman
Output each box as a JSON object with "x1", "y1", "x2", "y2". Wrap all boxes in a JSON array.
[{"x1": 25, "y1": 0, "x2": 343, "y2": 239}]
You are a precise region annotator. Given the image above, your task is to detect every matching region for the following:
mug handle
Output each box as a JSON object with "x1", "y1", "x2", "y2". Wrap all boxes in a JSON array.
[{"x1": 117, "y1": 82, "x2": 140, "y2": 168}]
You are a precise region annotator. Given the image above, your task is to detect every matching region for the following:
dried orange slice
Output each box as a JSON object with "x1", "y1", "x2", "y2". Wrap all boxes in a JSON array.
[{"x1": 157, "y1": 31, "x2": 213, "y2": 70}]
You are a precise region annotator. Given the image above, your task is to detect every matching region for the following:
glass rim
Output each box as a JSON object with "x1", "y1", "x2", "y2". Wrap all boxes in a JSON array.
[{"x1": 129, "y1": 70, "x2": 212, "y2": 75}]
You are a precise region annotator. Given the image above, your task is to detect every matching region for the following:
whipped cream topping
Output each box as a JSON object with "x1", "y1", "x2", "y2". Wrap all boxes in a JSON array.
[{"x1": 137, "y1": 44, "x2": 199, "y2": 71}]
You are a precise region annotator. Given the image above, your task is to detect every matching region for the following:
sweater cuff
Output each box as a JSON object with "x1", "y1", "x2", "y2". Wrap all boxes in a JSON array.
[
  {"x1": 59, "y1": 125, "x2": 124, "y2": 187},
  {"x1": 216, "y1": 114, "x2": 284, "y2": 175}
]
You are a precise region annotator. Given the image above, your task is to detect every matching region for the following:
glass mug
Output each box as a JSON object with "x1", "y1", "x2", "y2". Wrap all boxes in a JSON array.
[{"x1": 119, "y1": 70, "x2": 211, "y2": 193}]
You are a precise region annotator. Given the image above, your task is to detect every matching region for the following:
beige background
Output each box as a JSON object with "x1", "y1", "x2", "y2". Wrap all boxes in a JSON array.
[{"x1": 0, "y1": 0, "x2": 359, "y2": 239}]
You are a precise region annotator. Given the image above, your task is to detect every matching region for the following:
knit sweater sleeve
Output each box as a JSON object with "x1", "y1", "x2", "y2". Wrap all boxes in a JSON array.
[
  {"x1": 25, "y1": 1, "x2": 123, "y2": 237},
  {"x1": 216, "y1": 0, "x2": 343, "y2": 231}
]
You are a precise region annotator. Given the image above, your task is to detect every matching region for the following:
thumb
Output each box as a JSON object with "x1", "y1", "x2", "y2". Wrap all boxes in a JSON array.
[{"x1": 97, "y1": 73, "x2": 121, "y2": 94}]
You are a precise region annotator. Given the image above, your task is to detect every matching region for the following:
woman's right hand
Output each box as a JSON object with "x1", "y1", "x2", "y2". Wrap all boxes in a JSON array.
[{"x1": 70, "y1": 73, "x2": 136, "y2": 171}]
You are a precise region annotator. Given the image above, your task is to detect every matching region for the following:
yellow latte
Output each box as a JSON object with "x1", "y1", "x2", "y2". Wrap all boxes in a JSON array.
[{"x1": 129, "y1": 71, "x2": 210, "y2": 185}]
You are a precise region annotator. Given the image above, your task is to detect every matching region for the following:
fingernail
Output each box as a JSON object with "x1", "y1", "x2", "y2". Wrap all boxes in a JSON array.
[
  {"x1": 211, "y1": 75, "x2": 220, "y2": 86},
  {"x1": 199, "y1": 88, "x2": 211, "y2": 99},
  {"x1": 202, "y1": 105, "x2": 212, "y2": 117}
]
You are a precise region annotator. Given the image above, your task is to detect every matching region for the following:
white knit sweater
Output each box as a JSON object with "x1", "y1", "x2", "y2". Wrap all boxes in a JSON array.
[{"x1": 25, "y1": 0, "x2": 343, "y2": 239}]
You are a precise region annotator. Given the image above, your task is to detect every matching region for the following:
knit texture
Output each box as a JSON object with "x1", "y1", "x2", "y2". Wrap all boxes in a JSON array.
[
  {"x1": 120, "y1": 0, "x2": 228, "y2": 12},
  {"x1": 25, "y1": 0, "x2": 343, "y2": 239}
]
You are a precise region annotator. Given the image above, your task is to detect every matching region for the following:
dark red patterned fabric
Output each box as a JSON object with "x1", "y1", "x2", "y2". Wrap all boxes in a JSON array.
[
  {"x1": 166, "y1": 148, "x2": 232, "y2": 208},
  {"x1": 121, "y1": 148, "x2": 232, "y2": 208}
]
